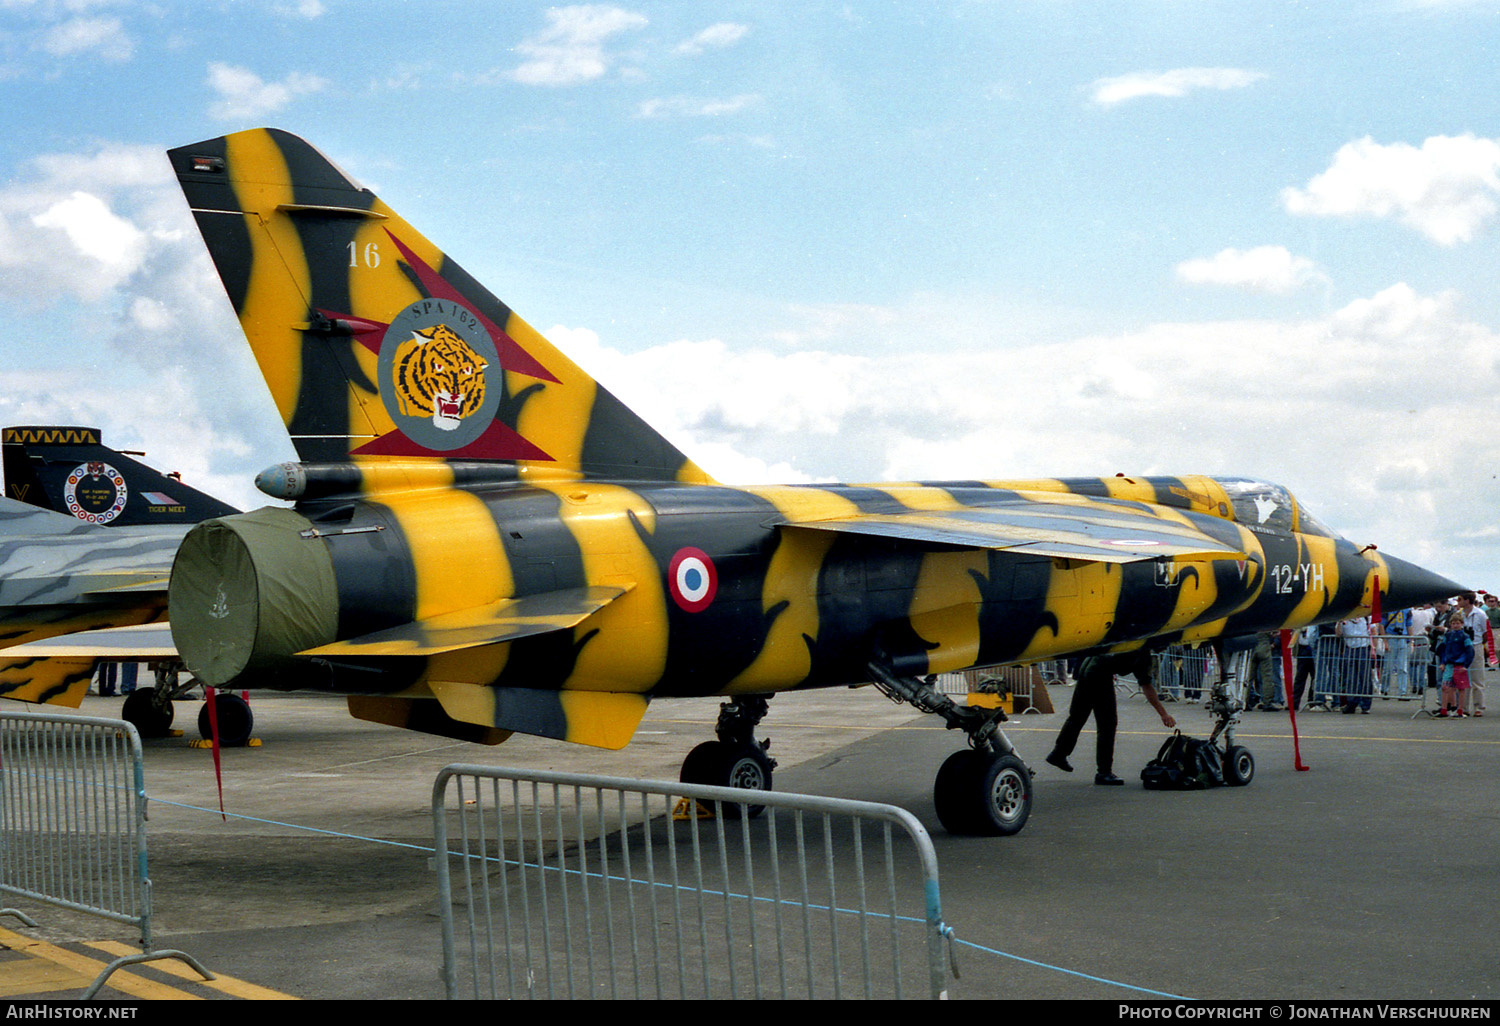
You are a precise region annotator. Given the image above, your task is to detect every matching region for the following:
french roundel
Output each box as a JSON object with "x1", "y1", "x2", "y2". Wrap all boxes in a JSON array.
[{"x1": 668, "y1": 547, "x2": 717, "y2": 613}]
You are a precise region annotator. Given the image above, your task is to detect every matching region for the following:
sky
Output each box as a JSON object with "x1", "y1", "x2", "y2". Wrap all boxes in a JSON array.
[{"x1": 0, "y1": 0, "x2": 1496, "y2": 594}]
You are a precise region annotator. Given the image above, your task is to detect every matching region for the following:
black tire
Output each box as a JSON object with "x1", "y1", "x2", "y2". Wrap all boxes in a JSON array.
[
  {"x1": 934, "y1": 750, "x2": 1033, "y2": 836},
  {"x1": 681, "y1": 740, "x2": 726, "y2": 786},
  {"x1": 1224, "y1": 745, "x2": 1255, "y2": 787},
  {"x1": 198, "y1": 692, "x2": 254, "y2": 747},
  {"x1": 121, "y1": 688, "x2": 173, "y2": 739},
  {"x1": 934, "y1": 749, "x2": 985, "y2": 835},
  {"x1": 680, "y1": 740, "x2": 773, "y2": 819}
]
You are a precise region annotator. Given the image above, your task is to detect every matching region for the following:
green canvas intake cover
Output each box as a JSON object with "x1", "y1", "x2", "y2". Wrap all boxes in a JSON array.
[{"x1": 169, "y1": 507, "x2": 338, "y2": 687}]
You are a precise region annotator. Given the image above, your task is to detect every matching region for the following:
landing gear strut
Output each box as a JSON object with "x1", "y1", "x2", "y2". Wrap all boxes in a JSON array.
[
  {"x1": 120, "y1": 662, "x2": 197, "y2": 739},
  {"x1": 867, "y1": 661, "x2": 1033, "y2": 836},
  {"x1": 1208, "y1": 641, "x2": 1254, "y2": 787},
  {"x1": 679, "y1": 695, "x2": 778, "y2": 818}
]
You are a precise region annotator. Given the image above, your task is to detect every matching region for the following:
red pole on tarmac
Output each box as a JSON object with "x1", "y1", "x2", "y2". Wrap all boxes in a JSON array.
[
  {"x1": 204, "y1": 685, "x2": 226, "y2": 820},
  {"x1": 1281, "y1": 629, "x2": 1310, "y2": 772}
]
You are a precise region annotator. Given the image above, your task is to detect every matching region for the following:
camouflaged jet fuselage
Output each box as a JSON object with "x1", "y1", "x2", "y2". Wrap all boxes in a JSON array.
[
  {"x1": 0, "y1": 498, "x2": 182, "y2": 704},
  {"x1": 165, "y1": 465, "x2": 1449, "y2": 749}
]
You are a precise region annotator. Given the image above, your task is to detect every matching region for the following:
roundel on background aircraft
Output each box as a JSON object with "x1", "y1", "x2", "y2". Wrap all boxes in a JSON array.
[
  {"x1": 668, "y1": 548, "x2": 717, "y2": 613},
  {"x1": 63, "y1": 462, "x2": 127, "y2": 524}
]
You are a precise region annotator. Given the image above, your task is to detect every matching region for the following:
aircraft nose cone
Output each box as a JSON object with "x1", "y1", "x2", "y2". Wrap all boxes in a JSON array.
[{"x1": 1380, "y1": 552, "x2": 1467, "y2": 610}]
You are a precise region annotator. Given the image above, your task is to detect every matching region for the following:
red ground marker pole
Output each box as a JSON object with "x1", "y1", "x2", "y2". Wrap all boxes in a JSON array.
[
  {"x1": 203, "y1": 685, "x2": 226, "y2": 820},
  {"x1": 1280, "y1": 629, "x2": 1310, "y2": 772}
]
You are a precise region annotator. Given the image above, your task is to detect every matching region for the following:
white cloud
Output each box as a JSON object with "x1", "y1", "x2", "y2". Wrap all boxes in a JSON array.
[
  {"x1": 0, "y1": 139, "x2": 295, "y2": 511},
  {"x1": 1281, "y1": 134, "x2": 1500, "y2": 245},
  {"x1": 637, "y1": 94, "x2": 760, "y2": 119},
  {"x1": 206, "y1": 61, "x2": 327, "y2": 121},
  {"x1": 0, "y1": 143, "x2": 169, "y2": 304},
  {"x1": 1330, "y1": 282, "x2": 1462, "y2": 340},
  {"x1": 37, "y1": 15, "x2": 133, "y2": 62},
  {"x1": 0, "y1": 368, "x2": 276, "y2": 513},
  {"x1": 547, "y1": 284, "x2": 1494, "y2": 586},
  {"x1": 510, "y1": 5, "x2": 648, "y2": 86},
  {"x1": 29, "y1": 191, "x2": 147, "y2": 293},
  {"x1": 1089, "y1": 67, "x2": 1266, "y2": 107},
  {"x1": 675, "y1": 22, "x2": 749, "y2": 56},
  {"x1": 1175, "y1": 246, "x2": 1327, "y2": 294}
]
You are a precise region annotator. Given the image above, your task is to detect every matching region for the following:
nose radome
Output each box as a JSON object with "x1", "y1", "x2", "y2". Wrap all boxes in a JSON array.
[{"x1": 1378, "y1": 552, "x2": 1466, "y2": 610}]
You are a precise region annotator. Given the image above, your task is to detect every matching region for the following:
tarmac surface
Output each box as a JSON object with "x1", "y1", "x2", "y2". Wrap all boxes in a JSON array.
[{"x1": 2, "y1": 670, "x2": 1497, "y2": 1002}]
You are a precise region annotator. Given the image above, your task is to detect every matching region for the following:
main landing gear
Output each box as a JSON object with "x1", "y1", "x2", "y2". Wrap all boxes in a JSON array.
[
  {"x1": 120, "y1": 662, "x2": 193, "y2": 739},
  {"x1": 679, "y1": 695, "x2": 778, "y2": 818},
  {"x1": 867, "y1": 661, "x2": 1033, "y2": 836},
  {"x1": 120, "y1": 662, "x2": 256, "y2": 747}
]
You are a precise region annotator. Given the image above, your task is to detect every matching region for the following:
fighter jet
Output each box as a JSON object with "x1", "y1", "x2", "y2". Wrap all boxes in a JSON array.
[
  {"x1": 0, "y1": 428, "x2": 236, "y2": 719},
  {"x1": 4, "y1": 425, "x2": 237, "y2": 526},
  {"x1": 23, "y1": 128, "x2": 1463, "y2": 835}
]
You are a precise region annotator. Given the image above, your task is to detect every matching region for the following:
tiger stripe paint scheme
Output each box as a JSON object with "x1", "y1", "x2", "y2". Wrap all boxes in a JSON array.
[{"x1": 162, "y1": 128, "x2": 1463, "y2": 757}]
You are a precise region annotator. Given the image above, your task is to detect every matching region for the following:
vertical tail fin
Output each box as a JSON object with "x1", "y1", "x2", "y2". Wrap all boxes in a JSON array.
[
  {"x1": 1, "y1": 425, "x2": 238, "y2": 526},
  {"x1": 167, "y1": 128, "x2": 711, "y2": 484}
]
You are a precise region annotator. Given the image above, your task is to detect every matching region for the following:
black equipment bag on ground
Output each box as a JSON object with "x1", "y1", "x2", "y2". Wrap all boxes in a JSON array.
[{"x1": 1141, "y1": 731, "x2": 1224, "y2": 790}]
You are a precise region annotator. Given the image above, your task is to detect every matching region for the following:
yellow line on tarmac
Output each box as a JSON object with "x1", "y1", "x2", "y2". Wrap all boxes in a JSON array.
[
  {"x1": 1200, "y1": 730, "x2": 1500, "y2": 746},
  {"x1": 0, "y1": 954, "x2": 87, "y2": 997},
  {"x1": 84, "y1": 941, "x2": 297, "y2": 1000},
  {"x1": 0, "y1": 926, "x2": 199, "y2": 1000}
]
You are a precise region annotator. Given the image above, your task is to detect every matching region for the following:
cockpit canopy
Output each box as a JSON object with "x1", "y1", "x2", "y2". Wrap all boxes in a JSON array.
[{"x1": 1213, "y1": 477, "x2": 1339, "y2": 539}]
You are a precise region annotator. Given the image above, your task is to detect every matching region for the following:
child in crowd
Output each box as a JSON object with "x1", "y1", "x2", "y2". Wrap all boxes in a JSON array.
[{"x1": 1436, "y1": 611, "x2": 1475, "y2": 718}]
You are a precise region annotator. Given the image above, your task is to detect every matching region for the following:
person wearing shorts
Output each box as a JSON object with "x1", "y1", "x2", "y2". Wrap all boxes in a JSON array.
[{"x1": 1436, "y1": 612, "x2": 1475, "y2": 718}]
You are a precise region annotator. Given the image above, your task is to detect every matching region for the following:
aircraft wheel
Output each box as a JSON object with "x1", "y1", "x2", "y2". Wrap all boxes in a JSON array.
[
  {"x1": 121, "y1": 688, "x2": 173, "y2": 739},
  {"x1": 934, "y1": 750, "x2": 985, "y2": 834},
  {"x1": 198, "y1": 692, "x2": 254, "y2": 747},
  {"x1": 934, "y1": 750, "x2": 1033, "y2": 836},
  {"x1": 680, "y1": 740, "x2": 773, "y2": 819},
  {"x1": 1224, "y1": 745, "x2": 1255, "y2": 787}
]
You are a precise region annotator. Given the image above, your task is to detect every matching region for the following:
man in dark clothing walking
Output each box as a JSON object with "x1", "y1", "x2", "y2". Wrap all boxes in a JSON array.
[{"x1": 1046, "y1": 649, "x2": 1177, "y2": 785}]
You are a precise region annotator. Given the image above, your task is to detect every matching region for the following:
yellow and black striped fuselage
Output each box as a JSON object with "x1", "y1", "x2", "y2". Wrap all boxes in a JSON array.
[{"x1": 192, "y1": 471, "x2": 1388, "y2": 702}]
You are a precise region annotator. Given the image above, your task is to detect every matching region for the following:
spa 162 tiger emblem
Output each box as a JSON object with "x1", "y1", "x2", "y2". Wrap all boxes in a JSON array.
[{"x1": 392, "y1": 324, "x2": 489, "y2": 433}]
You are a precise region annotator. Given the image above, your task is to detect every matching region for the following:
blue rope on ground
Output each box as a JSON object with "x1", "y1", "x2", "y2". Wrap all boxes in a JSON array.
[
  {"x1": 946, "y1": 936, "x2": 1191, "y2": 999},
  {"x1": 149, "y1": 792, "x2": 1193, "y2": 1000},
  {"x1": 146, "y1": 796, "x2": 435, "y2": 853}
]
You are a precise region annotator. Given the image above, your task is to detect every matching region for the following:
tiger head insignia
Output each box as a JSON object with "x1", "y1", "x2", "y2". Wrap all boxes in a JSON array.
[{"x1": 391, "y1": 324, "x2": 489, "y2": 432}]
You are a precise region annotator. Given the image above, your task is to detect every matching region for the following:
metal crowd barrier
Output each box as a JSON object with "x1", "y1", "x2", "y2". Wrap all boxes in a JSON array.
[
  {"x1": 926, "y1": 631, "x2": 1478, "y2": 717},
  {"x1": 1149, "y1": 634, "x2": 1466, "y2": 714},
  {"x1": 0, "y1": 709, "x2": 212, "y2": 998},
  {"x1": 1290, "y1": 634, "x2": 1441, "y2": 712},
  {"x1": 1153, "y1": 646, "x2": 1221, "y2": 702},
  {"x1": 432, "y1": 765, "x2": 954, "y2": 1000}
]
